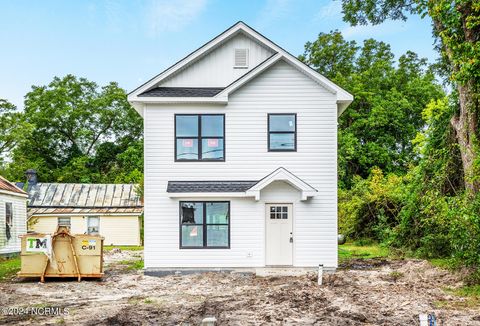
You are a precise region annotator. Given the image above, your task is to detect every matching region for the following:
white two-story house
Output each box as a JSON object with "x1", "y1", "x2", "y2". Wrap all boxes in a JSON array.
[{"x1": 128, "y1": 22, "x2": 352, "y2": 272}]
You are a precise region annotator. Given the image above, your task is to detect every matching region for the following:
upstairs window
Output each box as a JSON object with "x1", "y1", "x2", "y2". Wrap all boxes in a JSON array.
[
  {"x1": 268, "y1": 114, "x2": 296, "y2": 151},
  {"x1": 175, "y1": 114, "x2": 225, "y2": 161}
]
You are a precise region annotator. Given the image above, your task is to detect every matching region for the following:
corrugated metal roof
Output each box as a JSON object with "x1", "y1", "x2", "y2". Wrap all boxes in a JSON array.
[
  {"x1": 167, "y1": 181, "x2": 258, "y2": 193},
  {"x1": 26, "y1": 183, "x2": 142, "y2": 208},
  {"x1": 28, "y1": 207, "x2": 143, "y2": 217},
  {"x1": 0, "y1": 175, "x2": 27, "y2": 196}
]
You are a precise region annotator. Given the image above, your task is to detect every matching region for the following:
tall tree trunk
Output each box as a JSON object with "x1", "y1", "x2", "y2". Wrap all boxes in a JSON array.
[
  {"x1": 430, "y1": 1, "x2": 480, "y2": 196},
  {"x1": 451, "y1": 81, "x2": 479, "y2": 195}
]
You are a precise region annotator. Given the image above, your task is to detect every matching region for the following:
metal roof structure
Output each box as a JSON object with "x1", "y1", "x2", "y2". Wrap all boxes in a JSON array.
[{"x1": 24, "y1": 183, "x2": 143, "y2": 216}]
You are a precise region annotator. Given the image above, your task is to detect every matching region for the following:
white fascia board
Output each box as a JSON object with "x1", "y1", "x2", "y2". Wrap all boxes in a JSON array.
[
  {"x1": 168, "y1": 192, "x2": 254, "y2": 198},
  {"x1": 0, "y1": 189, "x2": 28, "y2": 198},
  {"x1": 128, "y1": 96, "x2": 228, "y2": 104},
  {"x1": 128, "y1": 24, "x2": 244, "y2": 98}
]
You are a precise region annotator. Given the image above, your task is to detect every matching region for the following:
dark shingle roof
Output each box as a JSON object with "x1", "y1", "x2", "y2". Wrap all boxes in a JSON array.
[
  {"x1": 138, "y1": 87, "x2": 224, "y2": 97},
  {"x1": 167, "y1": 181, "x2": 258, "y2": 193}
]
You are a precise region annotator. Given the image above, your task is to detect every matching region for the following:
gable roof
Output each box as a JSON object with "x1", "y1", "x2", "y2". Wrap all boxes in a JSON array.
[
  {"x1": 0, "y1": 175, "x2": 28, "y2": 197},
  {"x1": 245, "y1": 167, "x2": 317, "y2": 201},
  {"x1": 128, "y1": 21, "x2": 353, "y2": 116}
]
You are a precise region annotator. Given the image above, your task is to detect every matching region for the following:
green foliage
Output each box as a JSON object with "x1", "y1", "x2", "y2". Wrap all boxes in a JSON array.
[
  {"x1": 0, "y1": 256, "x2": 21, "y2": 281},
  {"x1": 338, "y1": 242, "x2": 389, "y2": 261},
  {"x1": 339, "y1": 168, "x2": 406, "y2": 241},
  {"x1": 0, "y1": 99, "x2": 33, "y2": 164},
  {"x1": 1, "y1": 75, "x2": 143, "y2": 184},
  {"x1": 301, "y1": 31, "x2": 444, "y2": 187}
]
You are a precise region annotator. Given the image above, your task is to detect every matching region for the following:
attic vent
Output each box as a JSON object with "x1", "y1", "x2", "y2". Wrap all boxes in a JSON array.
[{"x1": 234, "y1": 48, "x2": 249, "y2": 68}]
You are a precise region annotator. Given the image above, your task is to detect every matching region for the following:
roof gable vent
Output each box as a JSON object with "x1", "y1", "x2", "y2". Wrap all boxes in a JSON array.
[{"x1": 234, "y1": 48, "x2": 249, "y2": 68}]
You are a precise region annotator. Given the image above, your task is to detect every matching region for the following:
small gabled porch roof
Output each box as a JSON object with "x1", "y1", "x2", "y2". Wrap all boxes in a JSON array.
[{"x1": 167, "y1": 167, "x2": 317, "y2": 201}]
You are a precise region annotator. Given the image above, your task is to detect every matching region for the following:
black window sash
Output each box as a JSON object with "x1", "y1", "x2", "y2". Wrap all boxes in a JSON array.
[
  {"x1": 180, "y1": 201, "x2": 230, "y2": 249},
  {"x1": 175, "y1": 114, "x2": 225, "y2": 161},
  {"x1": 268, "y1": 113, "x2": 297, "y2": 151}
]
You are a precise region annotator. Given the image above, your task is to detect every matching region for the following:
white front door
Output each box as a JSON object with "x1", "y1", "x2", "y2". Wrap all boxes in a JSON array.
[{"x1": 265, "y1": 204, "x2": 293, "y2": 266}]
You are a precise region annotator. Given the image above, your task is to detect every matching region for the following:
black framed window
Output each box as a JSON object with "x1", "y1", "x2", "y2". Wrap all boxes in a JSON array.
[
  {"x1": 180, "y1": 201, "x2": 230, "y2": 248},
  {"x1": 175, "y1": 114, "x2": 225, "y2": 161},
  {"x1": 268, "y1": 114, "x2": 296, "y2": 151}
]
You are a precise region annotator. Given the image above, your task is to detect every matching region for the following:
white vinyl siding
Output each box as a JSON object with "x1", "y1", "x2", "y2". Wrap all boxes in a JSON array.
[
  {"x1": 143, "y1": 60, "x2": 338, "y2": 268},
  {"x1": 0, "y1": 193, "x2": 27, "y2": 255},
  {"x1": 161, "y1": 33, "x2": 273, "y2": 87}
]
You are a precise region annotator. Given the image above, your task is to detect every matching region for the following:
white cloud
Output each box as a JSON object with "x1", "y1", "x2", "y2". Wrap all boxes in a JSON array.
[
  {"x1": 315, "y1": 1, "x2": 342, "y2": 21},
  {"x1": 145, "y1": 0, "x2": 207, "y2": 35}
]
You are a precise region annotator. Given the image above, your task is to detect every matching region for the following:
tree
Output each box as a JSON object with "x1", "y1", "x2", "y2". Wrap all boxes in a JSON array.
[
  {"x1": 4, "y1": 75, "x2": 143, "y2": 182},
  {"x1": 0, "y1": 99, "x2": 32, "y2": 164},
  {"x1": 341, "y1": 0, "x2": 480, "y2": 194},
  {"x1": 301, "y1": 31, "x2": 444, "y2": 187}
]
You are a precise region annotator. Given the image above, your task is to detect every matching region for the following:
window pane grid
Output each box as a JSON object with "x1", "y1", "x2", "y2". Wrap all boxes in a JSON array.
[
  {"x1": 268, "y1": 114, "x2": 296, "y2": 151},
  {"x1": 175, "y1": 115, "x2": 225, "y2": 161},
  {"x1": 180, "y1": 201, "x2": 230, "y2": 248}
]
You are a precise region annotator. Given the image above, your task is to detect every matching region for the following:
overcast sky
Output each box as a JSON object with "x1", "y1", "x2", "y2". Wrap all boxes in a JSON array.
[{"x1": 0, "y1": 0, "x2": 437, "y2": 108}]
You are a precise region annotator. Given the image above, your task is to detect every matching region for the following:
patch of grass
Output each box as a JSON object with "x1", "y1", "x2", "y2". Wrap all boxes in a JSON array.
[
  {"x1": 104, "y1": 246, "x2": 143, "y2": 251},
  {"x1": 429, "y1": 258, "x2": 458, "y2": 270},
  {"x1": 437, "y1": 285, "x2": 480, "y2": 309},
  {"x1": 119, "y1": 259, "x2": 144, "y2": 270},
  {"x1": 338, "y1": 242, "x2": 389, "y2": 261},
  {"x1": 388, "y1": 271, "x2": 404, "y2": 282},
  {"x1": 0, "y1": 256, "x2": 21, "y2": 281},
  {"x1": 144, "y1": 298, "x2": 154, "y2": 304}
]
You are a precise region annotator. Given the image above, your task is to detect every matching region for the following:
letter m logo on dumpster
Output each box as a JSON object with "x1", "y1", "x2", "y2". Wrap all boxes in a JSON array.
[{"x1": 26, "y1": 237, "x2": 50, "y2": 253}]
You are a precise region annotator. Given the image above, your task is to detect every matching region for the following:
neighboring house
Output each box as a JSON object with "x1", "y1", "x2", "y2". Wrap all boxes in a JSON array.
[
  {"x1": 0, "y1": 175, "x2": 28, "y2": 256},
  {"x1": 20, "y1": 170, "x2": 143, "y2": 246},
  {"x1": 128, "y1": 22, "x2": 353, "y2": 271}
]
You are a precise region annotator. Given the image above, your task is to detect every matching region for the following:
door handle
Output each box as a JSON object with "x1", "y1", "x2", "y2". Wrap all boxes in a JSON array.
[{"x1": 289, "y1": 232, "x2": 293, "y2": 243}]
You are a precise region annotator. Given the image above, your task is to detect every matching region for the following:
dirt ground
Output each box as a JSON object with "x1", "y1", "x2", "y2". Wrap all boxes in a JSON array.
[{"x1": 0, "y1": 250, "x2": 479, "y2": 325}]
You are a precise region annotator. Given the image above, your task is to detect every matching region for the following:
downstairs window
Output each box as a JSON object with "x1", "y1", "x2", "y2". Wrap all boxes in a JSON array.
[{"x1": 180, "y1": 201, "x2": 230, "y2": 248}]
